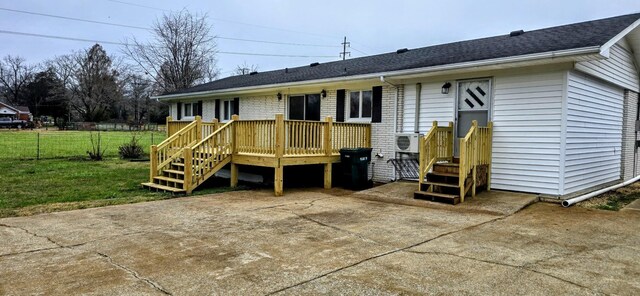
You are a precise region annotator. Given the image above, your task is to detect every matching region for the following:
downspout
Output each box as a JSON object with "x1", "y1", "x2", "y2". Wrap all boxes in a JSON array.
[
  {"x1": 562, "y1": 174, "x2": 640, "y2": 207},
  {"x1": 414, "y1": 83, "x2": 421, "y2": 133}
]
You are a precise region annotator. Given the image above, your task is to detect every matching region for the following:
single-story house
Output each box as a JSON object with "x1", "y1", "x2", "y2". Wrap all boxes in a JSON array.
[
  {"x1": 0, "y1": 102, "x2": 32, "y2": 121},
  {"x1": 154, "y1": 13, "x2": 640, "y2": 199}
]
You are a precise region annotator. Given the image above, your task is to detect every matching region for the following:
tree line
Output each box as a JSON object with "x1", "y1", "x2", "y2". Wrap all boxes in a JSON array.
[{"x1": 0, "y1": 10, "x2": 240, "y2": 126}]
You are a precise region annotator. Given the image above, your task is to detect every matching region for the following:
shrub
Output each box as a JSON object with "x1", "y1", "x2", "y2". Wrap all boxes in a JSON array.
[
  {"x1": 118, "y1": 136, "x2": 144, "y2": 159},
  {"x1": 87, "y1": 132, "x2": 106, "y2": 161}
]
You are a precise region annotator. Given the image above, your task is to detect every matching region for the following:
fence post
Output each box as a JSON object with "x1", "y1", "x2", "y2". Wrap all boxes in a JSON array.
[
  {"x1": 274, "y1": 114, "x2": 285, "y2": 196},
  {"x1": 166, "y1": 116, "x2": 172, "y2": 137},
  {"x1": 183, "y1": 147, "x2": 192, "y2": 194},
  {"x1": 150, "y1": 145, "x2": 158, "y2": 182},
  {"x1": 448, "y1": 121, "x2": 454, "y2": 161},
  {"x1": 212, "y1": 118, "x2": 219, "y2": 131},
  {"x1": 37, "y1": 132, "x2": 40, "y2": 160}
]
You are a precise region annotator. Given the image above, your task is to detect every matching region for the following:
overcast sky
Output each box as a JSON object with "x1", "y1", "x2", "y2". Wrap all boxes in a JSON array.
[{"x1": 1, "y1": 0, "x2": 640, "y2": 78}]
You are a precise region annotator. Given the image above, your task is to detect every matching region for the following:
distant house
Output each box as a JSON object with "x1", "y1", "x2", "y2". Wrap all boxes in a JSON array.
[
  {"x1": 152, "y1": 13, "x2": 640, "y2": 199},
  {"x1": 0, "y1": 102, "x2": 32, "y2": 121}
]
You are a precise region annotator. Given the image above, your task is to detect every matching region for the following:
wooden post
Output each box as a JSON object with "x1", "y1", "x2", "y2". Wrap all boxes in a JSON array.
[
  {"x1": 418, "y1": 135, "x2": 425, "y2": 191},
  {"x1": 459, "y1": 138, "x2": 465, "y2": 203},
  {"x1": 274, "y1": 114, "x2": 285, "y2": 196},
  {"x1": 212, "y1": 118, "x2": 219, "y2": 131},
  {"x1": 150, "y1": 145, "x2": 158, "y2": 182},
  {"x1": 195, "y1": 116, "x2": 202, "y2": 142},
  {"x1": 487, "y1": 121, "x2": 493, "y2": 191},
  {"x1": 230, "y1": 164, "x2": 238, "y2": 188},
  {"x1": 166, "y1": 116, "x2": 172, "y2": 137},
  {"x1": 448, "y1": 121, "x2": 454, "y2": 161},
  {"x1": 183, "y1": 147, "x2": 193, "y2": 194},
  {"x1": 230, "y1": 115, "x2": 239, "y2": 188},
  {"x1": 471, "y1": 120, "x2": 478, "y2": 198},
  {"x1": 324, "y1": 116, "x2": 333, "y2": 189}
]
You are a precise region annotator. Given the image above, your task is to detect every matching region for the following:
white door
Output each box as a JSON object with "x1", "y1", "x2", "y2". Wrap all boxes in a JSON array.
[{"x1": 455, "y1": 79, "x2": 491, "y2": 155}]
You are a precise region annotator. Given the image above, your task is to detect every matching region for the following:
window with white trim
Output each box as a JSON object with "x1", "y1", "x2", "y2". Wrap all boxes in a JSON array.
[
  {"x1": 349, "y1": 90, "x2": 372, "y2": 119},
  {"x1": 183, "y1": 103, "x2": 194, "y2": 118},
  {"x1": 221, "y1": 99, "x2": 235, "y2": 121}
]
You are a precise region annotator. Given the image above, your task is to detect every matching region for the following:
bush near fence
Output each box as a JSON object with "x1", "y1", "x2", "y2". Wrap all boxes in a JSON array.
[{"x1": 0, "y1": 130, "x2": 166, "y2": 160}]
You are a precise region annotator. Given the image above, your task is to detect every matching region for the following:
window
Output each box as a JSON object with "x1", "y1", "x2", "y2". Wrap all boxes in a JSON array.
[
  {"x1": 183, "y1": 103, "x2": 194, "y2": 117},
  {"x1": 288, "y1": 94, "x2": 321, "y2": 121},
  {"x1": 221, "y1": 99, "x2": 235, "y2": 121},
  {"x1": 349, "y1": 90, "x2": 372, "y2": 119}
]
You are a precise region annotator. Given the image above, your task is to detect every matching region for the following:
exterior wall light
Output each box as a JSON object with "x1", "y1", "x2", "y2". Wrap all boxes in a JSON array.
[
  {"x1": 277, "y1": 92, "x2": 282, "y2": 101},
  {"x1": 321, "y1": 89, "x2": 327, "y2": 98},
  {"x1": 441, "y1": 82, "x2": 452, "y2": 94}
]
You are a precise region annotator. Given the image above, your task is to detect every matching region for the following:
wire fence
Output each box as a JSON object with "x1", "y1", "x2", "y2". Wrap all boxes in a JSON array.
[{"x1": 0, "y1": 130, "x2": 166, "y2": 160}]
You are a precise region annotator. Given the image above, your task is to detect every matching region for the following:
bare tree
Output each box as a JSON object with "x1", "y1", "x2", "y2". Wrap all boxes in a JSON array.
[
  {"x1": 234, "y1": 62, "x2": 259, "y2": 75},
  {"x1": 0, "y1": 55, "x2": 36, "y2": 105},
  {"x1": 69, "y1": 44, "x2": 122, "y2": 122},
  {"x1": 123, "y1": 10, "x2": 219, "y2": 94}
]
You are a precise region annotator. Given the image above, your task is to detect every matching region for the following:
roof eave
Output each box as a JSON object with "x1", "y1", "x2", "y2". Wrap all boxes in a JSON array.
[
  {"x1": 153, "y1": 46, "x2": 602, "y2": 101},
  {"x1": 599, "y1": 16, "x2": 640, "y2": 57}
]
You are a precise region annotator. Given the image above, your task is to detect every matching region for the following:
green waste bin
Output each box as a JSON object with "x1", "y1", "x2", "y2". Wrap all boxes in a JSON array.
[{"x1": 340, "y1": 148, "x2": 373, "y2": 189}]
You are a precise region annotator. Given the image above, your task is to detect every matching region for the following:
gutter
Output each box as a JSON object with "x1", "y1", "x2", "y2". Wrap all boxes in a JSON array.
[
  {"x1": 562, "y1": 175, "x2": 640, "y2": 207},
  {"x1": 153, "y1": 46, "x2": 602, "y2": 101}
]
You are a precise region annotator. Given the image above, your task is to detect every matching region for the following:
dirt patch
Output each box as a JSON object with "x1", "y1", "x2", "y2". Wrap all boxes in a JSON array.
[{"x1": 579, "y1": 182, "x2": 640, "y2": 211}]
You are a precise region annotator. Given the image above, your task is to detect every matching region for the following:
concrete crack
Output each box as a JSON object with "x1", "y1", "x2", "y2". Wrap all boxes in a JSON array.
[
  {"x1": 96, "y1": 252, "x2": 172, "y2": 295},
  {"x1": 0, "y1": 223, "x2": 64, "y2": 248},
  {"x1": 266, "y1": 200, "x2": 537, "y2": 295},
  {"x1": 292, "y1": 212, "x2": 383, "y2": 245},
  {"x1": 404, "y1": 250, "x2": 600, "y2": 294}
]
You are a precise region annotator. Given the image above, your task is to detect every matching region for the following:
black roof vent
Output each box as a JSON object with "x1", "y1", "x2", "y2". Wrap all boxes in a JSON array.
[
  {"x1": 249, "y1": 71, "x2": 258, "y2": 75},
  {"x1": 396, "y1": 48, "x2": 409, "y2": 54},
  {"x1": 310, "y1": 62, "x2": 320, "y2": 67},
  {"x1": 510, "y1": 30, "x2": 525, "y2": 37},
  {"x1": 285, "y1": 68, "x2": 288, "y2": 73}
]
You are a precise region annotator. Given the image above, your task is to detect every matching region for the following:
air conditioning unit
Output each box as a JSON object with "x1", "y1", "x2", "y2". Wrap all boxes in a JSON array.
[{"x1": 395, "y1": 133, "x2": 421, "y2": 153}]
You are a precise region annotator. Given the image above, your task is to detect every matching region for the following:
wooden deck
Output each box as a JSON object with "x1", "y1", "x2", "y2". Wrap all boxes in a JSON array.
[{"x1": 143, "y1": 114, "x2": 371, "y2": 196}]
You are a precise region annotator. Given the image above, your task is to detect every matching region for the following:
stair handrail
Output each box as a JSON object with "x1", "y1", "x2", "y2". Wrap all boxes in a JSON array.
[
  {"x1": 418, "y1": 121, "x2": 454, "y2": 190},
  {"x1": 150, "y1": 118, "x2": 200, "y2": 182},
  {"x1": 458, "y1": 120, "x2": 478, "y2": 202},
  {"x1": 183, "y1": 117, "x2": 236, "y2": 193}
]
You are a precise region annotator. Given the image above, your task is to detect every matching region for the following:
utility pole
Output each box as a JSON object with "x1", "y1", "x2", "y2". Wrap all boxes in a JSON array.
[{"x1": 340, "y1": 36, "x2": 351, "y2": 60}]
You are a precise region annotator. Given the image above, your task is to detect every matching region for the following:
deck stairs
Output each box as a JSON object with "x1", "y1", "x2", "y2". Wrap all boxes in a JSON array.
[
  {"x1": 414, "y1": 120, "x2": 493, "y2": 205},
  {"x1": 142, "y1": 118, "x2": 234, "y2": 194},
  {"x1": 414, "y1": 158, "x2": 472, "y2": 204}
]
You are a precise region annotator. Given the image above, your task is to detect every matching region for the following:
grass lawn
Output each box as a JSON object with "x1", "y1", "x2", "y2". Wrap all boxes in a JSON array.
[
  {"x1": 0, "y1": 130, "x2": 166, "y2": 159},
  {"x1": 0, "y1": 158, "x2": 241, "y2": 218}
]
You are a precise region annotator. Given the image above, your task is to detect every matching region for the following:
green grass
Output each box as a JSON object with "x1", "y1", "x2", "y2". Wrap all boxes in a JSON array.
[
  {"x1": 0, "y1": 158, "x2": 241, "y2": 218},
  {"x1": 0, "y1": 130, "x2": 166, "y2": 159},
  {"x1": 595, "y1": 192, "x2": 640, "y2": 211}
]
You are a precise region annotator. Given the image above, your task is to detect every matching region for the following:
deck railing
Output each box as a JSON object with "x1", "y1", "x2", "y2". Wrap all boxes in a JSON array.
[
  {"x1": 332, "y1": 122, "x2": 372, "y2": 154},
  {"x1": 150, "y1": 119, "x2": 199, "y2": 179},
  {"x1": 184, "y1": 119, "x2": 235, "y2": 193},
  {"x1": 418, "y1": 121, "x2": 454, "y2": 190},
  {"x1": 235, "y1": 120, "x2": 276, "y2": 155},
  {"x1": 458, "y1": 120, "x2": 493, "y2": 201}
]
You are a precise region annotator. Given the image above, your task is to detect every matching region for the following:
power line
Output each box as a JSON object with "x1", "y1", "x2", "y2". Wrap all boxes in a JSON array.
[
  {"x1": 103, "y1": 0, "x2": 340, "y2": 40},
  {"x1": 350, "y1": 47, "x2": 368, "y2": 55},
  {"x1": 0, "y1": 29, "x2": 338, "y2": 58},
  {"x1": 0, "y1": 7, "x2": 340, "y2": 48}
]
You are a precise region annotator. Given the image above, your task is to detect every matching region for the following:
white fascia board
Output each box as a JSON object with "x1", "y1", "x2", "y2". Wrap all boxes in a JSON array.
[
  {"x1": 154, "y1": 46, "x2": 601, "y2": 101},
  {"x1": 600, "y1": 17, "x2": 640, "y2": 57}
]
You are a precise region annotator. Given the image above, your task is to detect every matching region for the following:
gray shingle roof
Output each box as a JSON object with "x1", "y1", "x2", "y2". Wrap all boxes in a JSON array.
[{"x1": 166, "y1": 13, "x2": 640, "y2": 96}]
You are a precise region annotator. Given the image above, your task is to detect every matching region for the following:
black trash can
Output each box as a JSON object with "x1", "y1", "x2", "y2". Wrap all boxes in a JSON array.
[{"x1": 339, "y1": 148, "x2": 373, "y2": 189}]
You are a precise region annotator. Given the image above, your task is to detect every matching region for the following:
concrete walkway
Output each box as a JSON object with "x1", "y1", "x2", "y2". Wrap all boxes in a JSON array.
[{"x1": 0, "y1": 187, "x2": 638, "y2": 295}]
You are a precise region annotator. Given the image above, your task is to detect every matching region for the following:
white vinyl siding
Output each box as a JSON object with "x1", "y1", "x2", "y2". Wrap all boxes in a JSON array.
[
  {"x1": 563, "y1": 71, "x2": 624, "y2": 194},
  {"x1": 418, "y1": 82, "x2": 455, "y2": 133},
  {"x1": 402, "y1": 84, "x2": 417, "y2": 132},
  {"x1": 575, "y1": 40, "x2": 640, "y2": 92},
  {"x1": 491, "y1": 71, "x2": 565, "y2": 195}
]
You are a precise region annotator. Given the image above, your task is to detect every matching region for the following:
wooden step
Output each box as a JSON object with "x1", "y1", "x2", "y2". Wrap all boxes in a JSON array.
[
  {"x1": 141, "y1": 182, "x2": 185, "y2": 193},
  {"x1": 425, "y1": 181, "x2": 460, "y2": 188},
  {"x1": 414, "y1": 191, "x2": 461, "y2": 205},
  {"x1": 154, "y1": 176, "x2": 184, "y2": 184},
  {"x1": 172, "y1": 162, "x2": 185, "y2": 167},
  {"x1": 163, "y1": 169, "x2": 184, "y2": 175},
  {"x1": 434, "y1": 163, "x2": 459, "y2": 167},
  {"x1": 428, "y1": 171, "x2": 459, "y2": 178}
]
